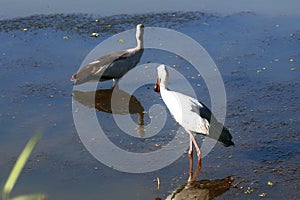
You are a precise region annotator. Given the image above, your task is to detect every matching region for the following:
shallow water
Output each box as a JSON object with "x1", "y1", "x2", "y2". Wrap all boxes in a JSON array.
[{"x1": 0, "y1": 12, "x2": 300, "y2": 199}]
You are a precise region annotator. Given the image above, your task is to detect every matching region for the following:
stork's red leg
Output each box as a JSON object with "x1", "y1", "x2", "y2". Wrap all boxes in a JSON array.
[
  {"x1": 188, "y1": 135, "x2": 193, "y2": 182},
  {"x1": 188, "y1": 134, "x2": 193, "y2": 156},
  {"x1": 188, "y1": 132, "x2": 202, "y2": 182},
  {"x1": 188, "y1": 132, "x2": 201, "y2": 162},
  {"x1": 188, "y1": 150, "x2": 193, "y2": 182}
]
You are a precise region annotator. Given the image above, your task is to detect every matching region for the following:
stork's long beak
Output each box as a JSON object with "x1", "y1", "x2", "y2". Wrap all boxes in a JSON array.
[
  {"x1": 71, "y1": 73, "x2": 76, "y2": 81},
  {"x1": 71, "y1": 73, "x2": 78, "y2": 85},
  {"x1": 153, "y1": 77, "x2": 160, "y2": 93}
]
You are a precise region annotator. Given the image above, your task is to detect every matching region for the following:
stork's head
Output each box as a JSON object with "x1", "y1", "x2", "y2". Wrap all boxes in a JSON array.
[{"x1": 154, "y1": 64, "x2": 168, "y2": 92}]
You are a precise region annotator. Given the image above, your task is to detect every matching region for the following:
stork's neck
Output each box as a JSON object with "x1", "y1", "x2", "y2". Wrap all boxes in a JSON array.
[
  {"x1": 160, "y1": 75, "x2": 168, "y2": 90},
  {"x1": 159, "y1": 83, "x2": 171, "y2": 107},
  {"x1": 136, "y1": 30, "x2": 144, "y2": 50},
  {"x1": 127, "y1": 35, "x2": 143, "y2": 53},
  {"x1": 136, "y1": 36, "x2": 143, "y2": 49}
]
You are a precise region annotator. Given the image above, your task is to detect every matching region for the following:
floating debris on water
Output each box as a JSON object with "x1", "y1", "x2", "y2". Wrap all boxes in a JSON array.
[
  {"x1": 257, "y1": 66, "x2": 267, "y2": 73},
  {"x1": 95, "y1": 19, "x2": 100, "y2": 23},
  {"x1": 267, "y1": 181, "x2": 273, "y2": 186},
  {"x1": 274, "y1": 58, "x2": 280, "y2": 62},
  {"x1": 118, "y1": 38, "x2": 125, "y2": 43},
  {"x1": 290, "y1": 67, "x2": 297, "y2": 71},
  {"x1": 289, "y1": 58, "x2": 294, "y2": 62},
  {"x1": 259, "y1": 192, "x2": 267, "y2": 197},
  {"x1": 90, "y1": 32, "x2": 99, "y2": 37},
  {"x1": 157, "y1": 177, "x2": 160, "y2": 190},
  {"x1": 275, "y1": 24, "x2": 280, "y2": 28},
  {"x1": 231, "y1": 178, "x2": 245, "y2": 188},
  {"x1": 244, "y1": 187, "x2": 254, "y2": 194},
  {"x1": 153, "y1": 177, "x2": 161, "y2": 190},
  {"x1": 22, "y1": 28, "x2": 28, "y2": 32},
  {"x1": 63, "y1": 35, "x2": 69, "y2": 40}
]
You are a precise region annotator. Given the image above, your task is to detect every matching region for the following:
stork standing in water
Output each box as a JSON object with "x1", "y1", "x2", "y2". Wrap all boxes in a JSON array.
[
  {"x1": 71, "y1": 24, "x2": 144, "y2": 85},
  {"x1": 154, "y1": 64, "x2": 234, "y2": 166}
]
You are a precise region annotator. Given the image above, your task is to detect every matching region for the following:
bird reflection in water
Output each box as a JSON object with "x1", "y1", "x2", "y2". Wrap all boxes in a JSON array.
[
  {"x1": 157, "y1": 159, "x2": 234, "y2": 200},
  {"x1": 72, "y1": 86, "x2": 145, "y2": 137},
  {"x1": 164, "y1": 176, "x2": 234, "y2": 200}
]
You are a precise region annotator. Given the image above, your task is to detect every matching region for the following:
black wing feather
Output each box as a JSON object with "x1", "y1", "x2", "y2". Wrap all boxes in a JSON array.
[{"x1": 191, "y1": 101, "x2": 234, "y2": 147}]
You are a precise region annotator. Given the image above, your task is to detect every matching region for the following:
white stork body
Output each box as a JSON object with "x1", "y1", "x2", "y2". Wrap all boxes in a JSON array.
[
  {"x1": 160, "y1": 90, "x2": 210, "y2": 135},
  {"x1": 154, "y1": 64, "x2": 234, "y2": 162}
]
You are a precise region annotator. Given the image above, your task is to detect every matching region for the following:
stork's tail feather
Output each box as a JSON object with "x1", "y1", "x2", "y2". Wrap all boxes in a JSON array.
[
  {"x1": 209, "y1": 122, "x2": 234, "y2": 147},
  {"x1": 219, "y1": 127, "x2": 234, "y2": 147}
]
